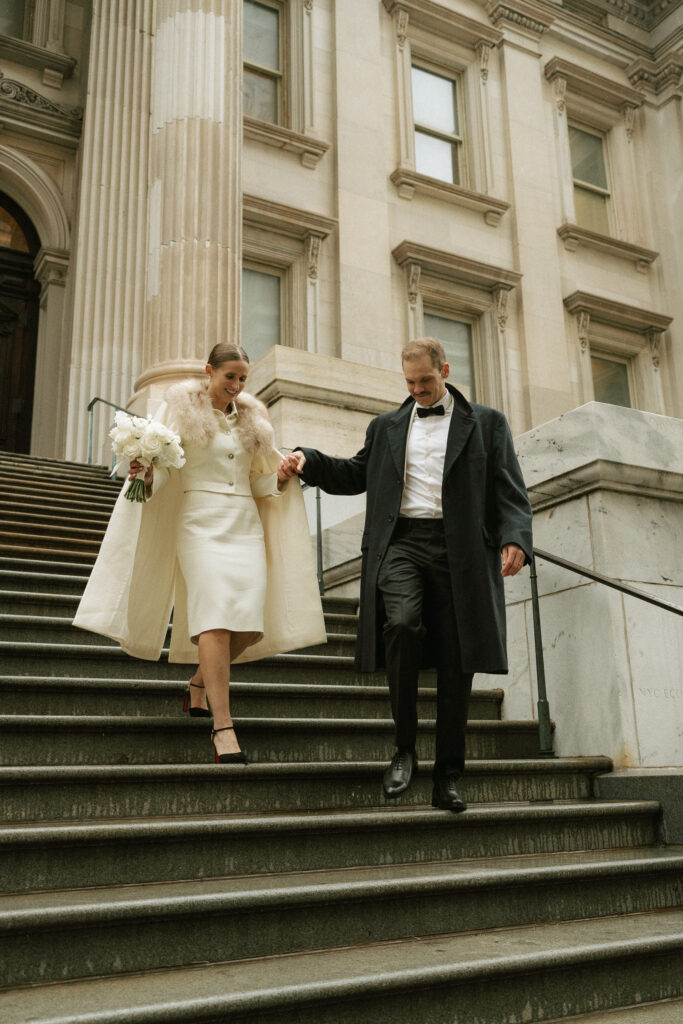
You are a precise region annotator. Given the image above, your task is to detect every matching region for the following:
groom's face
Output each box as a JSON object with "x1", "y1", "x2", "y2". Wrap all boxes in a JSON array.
[{"x1": 403, "y1": 354, "x2": 449, "y2": 407}]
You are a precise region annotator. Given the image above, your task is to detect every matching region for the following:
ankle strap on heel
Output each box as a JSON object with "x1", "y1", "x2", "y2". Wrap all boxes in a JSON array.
[
  {"x1": 189, "y1": 682, "x2": 205, "y2": 690},
  {"x1": 211, "y1": 725, "x2": 235, "y2": 738}
]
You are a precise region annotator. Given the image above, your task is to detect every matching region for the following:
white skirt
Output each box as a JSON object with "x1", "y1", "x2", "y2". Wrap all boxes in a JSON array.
[{"x1": 176, "y1": 490, "x2": 267, "y2": 643}]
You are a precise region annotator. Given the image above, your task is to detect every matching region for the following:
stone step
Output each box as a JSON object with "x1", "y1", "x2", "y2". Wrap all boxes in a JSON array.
[
  {"x1": 1, "y1": 848, "x2": 680, "y2": 990},
  {"x1": 0, "y1": 488, "x2": 117, "y2": 516},
  {"x1": 0, "y1": 614, "x2": 357, "y2": 657},
  {"x1": 0, "y1": 714, "x2": 542, "y2": 765},
  {"x1": 0, "y1": 800, "x2": 661, "y2": 894},
  {"x1": 0, "y1": 641, "x2": 405, "y2": 685},
  {"x1": 1, "y1": 908, "x2": 681, "y2": 1024},
  {"x1": 0, "y1": 556, "x2": 93, "y2": 578},
  {"x1": 0, "y1": 541, "x2": 97, "y2": 563},
  {"x1": 0, "y1": 468, "x2": 121, "y2": 497},
  {"x1": 0, "y1": 516, "x2": 106, "y2": 541},
  {"x1": 0, "y1": 756, "x2": 605, "y2": 822},
  {"x1": 0, "y1": 501, "x2": 112, "y2": 527},
  {"x1": 0, "y1": 451, "x2": 112, "y2": 477},
  {"x1": 546, "y1": 998, "x2": 683, "y2": 1023},
  {"x1": 0, "y1": 528, "x2": 102, "y2": 555},
  {"x1": 1, "y1": 675, "x2": 501, "y2": 721}
]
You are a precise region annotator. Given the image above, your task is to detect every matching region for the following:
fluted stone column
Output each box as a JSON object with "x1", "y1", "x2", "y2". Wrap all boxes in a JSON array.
[
  {"x1": 65, "y1": 0, "x2": 154, "y2": 462},
  {"x1": 131, "y1": 0, "x2": 243, "y2": 411}
]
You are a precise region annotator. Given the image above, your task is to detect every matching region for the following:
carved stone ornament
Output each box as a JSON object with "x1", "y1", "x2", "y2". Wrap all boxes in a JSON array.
[
  {"x1": 493, "y1": 286, "x2": 509, "y2": 330},
  {"x1": 476, "y1": 42, "x2": 491, "y2": 85},
  {"x1": 396, "y1": 9, "x2": 409, "y2": 49},
  {"x1": 306, "y1": 234, "x2": 322, "y2": 279},
  {"x1": 304, "y1": 0, "x2": 313, "y2": 12},
  {"x1": 485, "y1": 0, "x2": 553, "y2": 37},
  {"x1": 649, "y1": 330, "x2": 661, "y2": 369},
  {"x1": 577, "y1": 311, "x2": 590, "y2": 351},
  {"x1": 407, "y1": 262, "x2": 421, "y2": 308},
  {"x1": 554, "y1": 77, "x2": 567, "y2": 114},
  {"x1": 0, "y1": 71, "x2": 82, "y2": 121},
  {"x1": 622, "y1": 104, "x2": 636, "y2": 142}
]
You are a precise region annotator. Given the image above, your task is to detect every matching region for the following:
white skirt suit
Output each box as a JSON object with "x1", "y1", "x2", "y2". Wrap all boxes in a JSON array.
[{"x1": 174, "y1": 405, "x2": 280, "y2": 642}]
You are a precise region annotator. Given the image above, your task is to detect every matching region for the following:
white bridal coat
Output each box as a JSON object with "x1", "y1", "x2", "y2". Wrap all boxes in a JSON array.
[{"x1": 73, "y1": 384, "x2": 327, "y2": 664}]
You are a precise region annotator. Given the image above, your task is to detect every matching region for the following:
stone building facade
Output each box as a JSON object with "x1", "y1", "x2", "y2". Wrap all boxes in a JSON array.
[{"x1": 0, "y1": 0, "x2": 680, "y2": 462}]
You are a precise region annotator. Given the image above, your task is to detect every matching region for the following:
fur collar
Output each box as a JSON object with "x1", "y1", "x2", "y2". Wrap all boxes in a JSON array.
[{"x1": 165, "y1": 378, "x2": 275, "y2": 454}]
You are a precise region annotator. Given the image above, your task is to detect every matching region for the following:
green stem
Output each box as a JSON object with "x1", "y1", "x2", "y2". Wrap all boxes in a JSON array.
[{"x1": 125, "y1": 477, "x2": 147, "y2": 503}]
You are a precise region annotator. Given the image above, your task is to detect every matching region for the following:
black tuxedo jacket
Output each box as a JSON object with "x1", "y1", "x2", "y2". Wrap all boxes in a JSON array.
[{"x1": 299, "y1": 384, "x2": 532, "y2": 674}]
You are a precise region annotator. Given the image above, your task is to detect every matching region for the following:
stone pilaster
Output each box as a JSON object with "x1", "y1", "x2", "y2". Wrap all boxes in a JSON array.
[
  {"x1": 65, "y1": 0, "x2": 154, "y2": 462},
  {"x1": 132, "y1": 0, "x2": 243, "y2": 410}
]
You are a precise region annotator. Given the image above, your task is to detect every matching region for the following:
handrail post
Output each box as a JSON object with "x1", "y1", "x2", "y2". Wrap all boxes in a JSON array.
[
  {"x1": 87, "y1": 407, "x2": 94, "y2": 465},
  {"x1": 315, "y1": 486, "x2": 324, "y2": 596},
  {"x1": 529, "y1": 557, "x2": 555, "y2": 757}
]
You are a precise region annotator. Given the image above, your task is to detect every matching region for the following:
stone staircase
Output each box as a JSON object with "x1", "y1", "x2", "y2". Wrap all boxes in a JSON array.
[{"x1": 0, "y1": 449, "x2": 682, "y2": 1024}]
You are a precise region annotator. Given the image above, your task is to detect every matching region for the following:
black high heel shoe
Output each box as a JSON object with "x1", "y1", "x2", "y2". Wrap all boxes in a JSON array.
[
  {"x1": 211, "y1": 725, "x2": 248, "y2": 765},
  {"x1": 183, "y1": 681, "x2": 211, "y2": 718}
]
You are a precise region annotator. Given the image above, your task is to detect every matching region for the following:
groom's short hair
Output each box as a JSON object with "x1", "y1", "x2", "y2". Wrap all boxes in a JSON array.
[{"x1": 401, "y1": 337, "x2": 446, "y2": 370}]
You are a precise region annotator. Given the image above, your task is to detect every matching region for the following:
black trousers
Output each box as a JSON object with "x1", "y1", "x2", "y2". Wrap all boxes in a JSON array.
[{"x1": 377, "y1": 517, "x2": 473, "y2": 780}]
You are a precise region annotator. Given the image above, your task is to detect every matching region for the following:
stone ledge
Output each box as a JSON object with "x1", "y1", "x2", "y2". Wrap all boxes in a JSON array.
[
  {"x1": 595, "y1": 769, "x2": 683, "y2": 844},
  {"x1": 527, "y1": 459, "x2": 683, "y2": 509},
  {"x1": 0, "y1": 35, "x2": 76, "y2": 82},
  {"x1": 557, "y1": 224, "x2": 658, "y2": 273},
  {"x1": 391, "y1": 168, "x2": 510, "y2": 226},
  {"x1": 243, "y1": 117, "x2": 330, "y2": 168}
]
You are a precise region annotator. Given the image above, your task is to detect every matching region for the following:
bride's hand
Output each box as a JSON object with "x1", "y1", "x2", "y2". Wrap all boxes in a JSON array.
[
  {"x1": 129, "y1": 459, "x2": 153, "y2": 485},
  {"x1": 277, "y1": 452, "x2": 305, "y2": 481}
]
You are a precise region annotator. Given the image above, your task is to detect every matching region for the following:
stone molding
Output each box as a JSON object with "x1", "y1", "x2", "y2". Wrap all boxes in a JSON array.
[
  {"x1": 33, "y1": 246, "x2": 69, "y2": 297},
  {"x1": 382, "y1": 0, "x2": 502, "y2": 49},
  {"x1": 544, "y1": 57, "x2": 644, "y2": 113},
  {"x1": 0, "y1": 142, "x2": 70, "y2": 249},
  {"x1": 392, "y1": 240, "x2": 522, "y2": 292},
  {"x1": 527, "y1": 458, "x2": 683, "y2": 511},
  {"x1": 626, "y1": 52, "x2": 683, "y2": 95},
  {"x1": 242, "y1": 194, "x2": 336, "y2": 242},
  {"x1": 563, "y1": 291, "x2": 673, "y2": 337},
  {"x1": 243, "y1": 115, "x2": 330, "y2": 168},
  {"x1": 0, "y1": 70, "x2": 82, "y2": 145},
  {"x1": 557, "y1": 224, "x2": 659, "y2": 273},
  {"x1": 0, "y1": 34, "x2": 75, "y2": 83},
  {"x1": 390, "y1": 168, "x2": 510, "y2": 225},
  {"x1": 485, "y1": 0, "x2": 554, "y2": 37}
]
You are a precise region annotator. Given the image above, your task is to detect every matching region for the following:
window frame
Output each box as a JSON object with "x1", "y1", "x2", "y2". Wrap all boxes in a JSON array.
[
  {"x1": 243, "y1": 0, "x2": 287, "y2": 127},
  {"x1": 410, "y1": 59, "x2": 466, "y2": 188},
  {"x1": 241, "y1": 259, "x2": 287, "y2": 361},
  {"x1": 589, "y1": 349, "x2": 636, "y2": 409},
  {"x1": 422, "y1": 305, "x2": 478, "y2": 402},
  {"x1": 568, "y1": 120, "x2": 613, "y2": 235}
]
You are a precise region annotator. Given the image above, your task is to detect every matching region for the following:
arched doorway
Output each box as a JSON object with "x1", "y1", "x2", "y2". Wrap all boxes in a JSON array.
[{"x1": 0, "y1": 192, "x2": 40, "y2": 453}]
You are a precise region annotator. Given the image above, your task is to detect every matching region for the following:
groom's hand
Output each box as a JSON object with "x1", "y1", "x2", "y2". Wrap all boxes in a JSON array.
[{"x1": 277, "y1": 451, "x2": 306, "y2": 481}]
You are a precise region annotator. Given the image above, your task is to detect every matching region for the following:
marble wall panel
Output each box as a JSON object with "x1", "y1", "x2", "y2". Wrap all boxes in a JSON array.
[
  {"x1": 478, "y1": 600, "x2": 534, "y2": 723},
  {"x1": 588, "y1": 491, "x2": 683, "y2": 587}
]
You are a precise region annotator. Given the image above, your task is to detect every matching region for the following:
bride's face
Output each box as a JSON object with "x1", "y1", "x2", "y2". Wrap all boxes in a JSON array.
[{"x1": 206, "y1": 359, "x2": 249, "y2": 409}]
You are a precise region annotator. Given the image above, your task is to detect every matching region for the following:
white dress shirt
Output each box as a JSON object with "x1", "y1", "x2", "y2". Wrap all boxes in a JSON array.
[{"x1": 399, "y1": 388, "x2": 453, "y2": 519}]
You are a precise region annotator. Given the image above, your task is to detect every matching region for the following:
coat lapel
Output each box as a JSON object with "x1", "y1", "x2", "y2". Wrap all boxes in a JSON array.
[
  {"x1": 386, "y1": 400, "x2": 413, "y2": 480},
  {"x1": 443, "y1": 386, "x2": 475, "y2": 480}
]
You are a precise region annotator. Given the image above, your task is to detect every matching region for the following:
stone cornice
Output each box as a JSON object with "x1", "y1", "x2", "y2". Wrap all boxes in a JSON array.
[
  {"x1": 563, "y1": 291, "x2": 673, "y2": 334},
  {"x1": 626, "y1": 51, "x2": 683, "y2": 94},
  {"x1": 393, "y1": 240, "x2": 522, "y2": 291},
  {"x1": 0, "y1": 35, "x2": 75, "y2": 80},
  {"x1": 382, "y1": 0, "x2": 502, "y2": 49},
  {"x1": 485, "y1": 0, "x2": 555, "y2": 37},
  {"x1": 557, "y1": 224, "x2": 659, "y2": 273},
  {"x1": 390, "y1": 168, "x2": 510, "y2": 225},
  {"x1": 527, "y1": 459, "x2": 683, "y2": 510},
  {"x1": 243, "y1": 116, "x2": 330, "y2": 168},
  {"x1": 0, "y1": 70, "x2": 82, "y2": 145},
  {"x1": 242, "y1": 194, "x2": 337, "y2": 241},
  {"x1": 545, "y1": 57, "x2": 645, "y2": 109}
]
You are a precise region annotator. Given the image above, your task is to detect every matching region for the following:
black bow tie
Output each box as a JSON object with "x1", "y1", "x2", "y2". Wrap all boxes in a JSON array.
[{"x1": 416, "y1": 404, "x2": 445, "y2": 418}]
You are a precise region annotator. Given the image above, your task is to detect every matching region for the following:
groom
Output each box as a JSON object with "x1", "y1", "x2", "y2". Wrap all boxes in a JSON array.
[{"x1": 280, "y1": 338, "x2": 532, "y2": 812}]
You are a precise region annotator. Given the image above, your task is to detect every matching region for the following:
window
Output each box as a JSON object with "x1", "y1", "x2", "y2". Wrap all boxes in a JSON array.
[
  {"x1": 243, "y1": 0, "x2": 283, "y2": 125},
  {"x1": 423, "y1": 312, "x2": 474, "y2": 397},
  {"x1": 0, "y1": 2, "x2": 27, "y2": 39},
  {"x1": 0, "y1": 205, "x2": 30, "y2": 254},
  {"x1": 591, "y1": 355, "x2": 632, "y2": 408},
  {"x1": 568, "y1": 125, "x2": 611, "y2": 234},
  {"x1": 242, "y1": 266, "x2": 282, "y2": 361},
  {"x1": 411, "y1": 65, "x2": 463, "y2": 186}
]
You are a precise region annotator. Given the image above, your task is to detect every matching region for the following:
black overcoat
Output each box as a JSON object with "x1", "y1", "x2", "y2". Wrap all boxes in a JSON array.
[{"x1": 299, "y1": 384, "x2": 533, "y2": 674}]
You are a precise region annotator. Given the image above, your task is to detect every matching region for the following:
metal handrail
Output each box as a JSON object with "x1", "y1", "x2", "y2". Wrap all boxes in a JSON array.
[{"x1": 87, "y1": 397, "x2": 130, "y2": 466}]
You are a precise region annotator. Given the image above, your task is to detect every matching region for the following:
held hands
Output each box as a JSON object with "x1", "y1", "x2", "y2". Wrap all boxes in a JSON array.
[
  {"x1": 128, "y1": 459, "x2": 153, "y2": 485},
  {"x1": 501, "y1": 543, "x2": 525, "y2": 578},
  {"x1": 277, "y1": 450, "x2": 306, "y2": 482}
]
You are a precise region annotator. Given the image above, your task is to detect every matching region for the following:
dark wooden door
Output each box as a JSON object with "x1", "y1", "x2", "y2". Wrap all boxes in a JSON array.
[{"x1": 0, "y1": 194, "x2": 40, "y2": 454}]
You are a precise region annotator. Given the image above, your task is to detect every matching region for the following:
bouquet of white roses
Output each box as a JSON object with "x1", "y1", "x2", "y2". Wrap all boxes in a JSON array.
[{"x1": 110, "y1": 412, "x2": 185, "y2": 502}]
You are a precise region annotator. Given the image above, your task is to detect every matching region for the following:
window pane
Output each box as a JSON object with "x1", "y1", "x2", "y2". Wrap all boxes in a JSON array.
[
  {"x1": 243, "y1": 69, "x2": 278, "y2": 122},
  {"x1": 0, "y1": 2, "x2": 25, "y2": 39},
  {"x1": 0, "y1": 206, "x2": 30, "y2": 253},
  {"x1": 244, "y1": 0, "x2": 280, "y2": 70},
  {"x1": 591, "y1": 357, "x2": 631, "y2": 408},
  {"x1": 573, "y1": 185, "x2": 610, "y2": 234},
  {"x1": 415, "y1": 131, "x2": 458, "y2": 184},
  {"x1": 242, "y1": 268, "x2": 280, "y2": 361},
  {"x1": 568, "y1": 126, "x2": 608, "y2": 190},
  {"x1": 412, "y1": 67, "x2": 458, "y2": 135},
  {"x1": 423, "y1": 314, "x2": 473, "y2": 395}
]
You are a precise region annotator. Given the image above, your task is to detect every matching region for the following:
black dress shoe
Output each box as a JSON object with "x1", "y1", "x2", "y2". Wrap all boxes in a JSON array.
[
  {"x1": 383, "y1": 749, "x2": 417, "y2": 798},
  {"x1": 431, "y1": 775, "x2": 467, "y2": 813}
]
